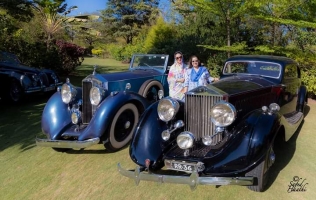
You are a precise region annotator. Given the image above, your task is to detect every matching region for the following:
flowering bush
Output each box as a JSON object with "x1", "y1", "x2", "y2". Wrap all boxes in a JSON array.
[{"x1": 55, "y1": 40, "x2": 85, "y2": 75}]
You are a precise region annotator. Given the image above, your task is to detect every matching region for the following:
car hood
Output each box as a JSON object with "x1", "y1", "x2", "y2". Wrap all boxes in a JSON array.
[
  {"x1": 0, "y1": 61, "x2": 40, "y2": 74},
  {"x1": 98, "y1": 69, "x2": 162, "y2": 82},
  {"x1": 211, "y1": 75, "x2": 275, "y2": 95}
]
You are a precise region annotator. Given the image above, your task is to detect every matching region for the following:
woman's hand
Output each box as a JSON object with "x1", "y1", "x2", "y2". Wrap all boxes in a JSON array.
[{"x1": 176, "y1": 78, "x2": 185, "y2": 83}]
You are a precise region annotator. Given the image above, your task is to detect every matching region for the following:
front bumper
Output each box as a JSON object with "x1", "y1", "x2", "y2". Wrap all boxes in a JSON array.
[
  {"x1": 36, "y1": 137, "x2": 100, "y2": 149},
  {"x1": 117, "y1": 163, "x2": 254, "y2": 190}
]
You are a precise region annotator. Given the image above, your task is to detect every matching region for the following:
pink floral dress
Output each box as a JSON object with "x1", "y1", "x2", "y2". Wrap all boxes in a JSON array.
[{"x1": 167, "y1": 63, "x2": 186, "y2": 100}]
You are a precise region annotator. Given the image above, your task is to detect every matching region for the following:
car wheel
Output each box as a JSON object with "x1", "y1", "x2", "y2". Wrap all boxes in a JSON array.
[
  {"x1": 103, "y1": 103, "x2": 139, "y2": 152},
  {"x1": 9, "y1": 79, "x2": 23, "y2": 103},
  {"x1": 138, "y1": 80, "x2": 163, "y2": 104},
  {"x1": 246, "y1": 146, "x2": 275, "y2": 192}
]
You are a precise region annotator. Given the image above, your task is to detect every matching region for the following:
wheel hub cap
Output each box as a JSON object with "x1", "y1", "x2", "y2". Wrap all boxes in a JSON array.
[{"x1": 124, "y1": 121, "x2": 131, "y2": 129}]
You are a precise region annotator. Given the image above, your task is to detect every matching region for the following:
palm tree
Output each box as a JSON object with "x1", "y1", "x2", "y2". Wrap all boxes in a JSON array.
[{"x1": 31, "y1": 0, "x2": 77, "y2": 48}]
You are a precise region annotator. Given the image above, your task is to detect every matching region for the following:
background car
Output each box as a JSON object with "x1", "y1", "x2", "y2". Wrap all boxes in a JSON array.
[
  {"x1": 118, "y1": 55, "x2": 307, "y2": 192},
  {"x1": 0, "y1": 51, "x2": 62, "y2": 103},
  {"x1": 36, "y1": 54, "x2": 171, "y2": 152}
]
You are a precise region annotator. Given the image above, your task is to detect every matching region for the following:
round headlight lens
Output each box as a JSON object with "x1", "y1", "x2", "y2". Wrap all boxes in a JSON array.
[
  {"x1": 71, "y1": 112, "x2": 81, "y2": 124},
  {"x1": 61, "y1": 83, "x2": 76, "y2": 104},
  {"x1": 177, "y1": 132, "x2": 195, "y2": 149},
  {"x1": 90, "y1": 86, "x2": 104, "y2": 105},
  {"x1": 210, "y1": 101, "x2": 236, "y2": 127},
  {"x1": 157, "y1": 97, "x2": 180, "y2": 122}
]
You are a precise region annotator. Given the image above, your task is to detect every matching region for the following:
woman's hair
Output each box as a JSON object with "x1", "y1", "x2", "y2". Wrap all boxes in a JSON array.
[
  {"x1": 174, "y1": 51, "x2": 184, "y2": 64},
  {"x1": 188, "y1": 55, "x2": 201, "y2": 68},
  {"x1": 174, "y1": 51, "x2": 183, "y2": 57}
]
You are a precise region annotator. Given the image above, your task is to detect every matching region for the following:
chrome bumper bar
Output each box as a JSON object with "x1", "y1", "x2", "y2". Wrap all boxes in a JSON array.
[
  {"x1": 36, "y1": 137, "x2": 100, "y2": 149},
  {"x1": 118, "y1": 163, "x2": 254, "y2": 190}
]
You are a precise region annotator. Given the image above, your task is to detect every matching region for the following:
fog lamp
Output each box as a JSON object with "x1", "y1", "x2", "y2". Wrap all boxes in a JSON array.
[
  {"x1": 71, "y1": 111, "x2": 81, "y2": 124},
  {"x1": 177, "y1": 131, "x2": 195, "y2": 149},
  {"x1": 202, "y1": 136, "x2": 213, "y2": 146}
]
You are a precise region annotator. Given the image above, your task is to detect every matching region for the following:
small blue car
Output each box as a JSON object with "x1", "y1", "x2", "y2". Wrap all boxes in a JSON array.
[{"x1": 36, "y1": 54, "x2": 170, "y2": 152}]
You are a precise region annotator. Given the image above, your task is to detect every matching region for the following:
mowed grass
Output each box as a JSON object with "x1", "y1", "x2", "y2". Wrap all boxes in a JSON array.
[
  {"x1": 71, "y1": 56, "x2": 129, "y2": 78},
  {"x1": 0, "y1": 57, "x2": 315, "y2": 200}
]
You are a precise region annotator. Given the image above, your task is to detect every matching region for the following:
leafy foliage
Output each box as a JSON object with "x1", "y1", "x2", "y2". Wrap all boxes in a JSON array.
[
  {"x1": 55, "y1": 40, "x2": 85, "y2": 74},
  {"x1": 31, "y1": 0, "x2": 77, "y2": 48},
  {"x1": 143, "y1": 17, "x2": 176, "y2": 55},
  {"x1": 101, "y1": 0, "x2": 159, "y2": 44}
]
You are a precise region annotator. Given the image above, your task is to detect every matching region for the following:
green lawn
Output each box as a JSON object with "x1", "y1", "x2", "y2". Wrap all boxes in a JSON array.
[
  {"x1": 0, "y1": 58, "x2": 315, "y2": 200},
  {"x1": 71, "y1": 56, "x2": 129, "y2": 76}
]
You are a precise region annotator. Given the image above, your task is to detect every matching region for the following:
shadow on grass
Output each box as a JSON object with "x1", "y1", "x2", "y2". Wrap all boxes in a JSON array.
[
  {"x1": 62, "y1": 143, "x2": 130, "y2": 154},
  {"x1": 265, "y1": 120, "x2": 305, "y2": 190},
  {"x1": 0, "y1": 93, "x2": 52, "y2": 152}
]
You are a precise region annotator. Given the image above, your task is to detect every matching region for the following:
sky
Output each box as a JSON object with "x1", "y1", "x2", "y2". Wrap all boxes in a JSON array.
[
  {"x1": 64, "y1": 0, "x2": 108, "y2": 15},
  {"x1": 64, "y1": 0, "x2": 170, "y2": 16}
]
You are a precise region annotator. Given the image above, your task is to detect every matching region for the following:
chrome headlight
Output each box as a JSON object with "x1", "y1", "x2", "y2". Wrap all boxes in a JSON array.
[
  {"x1": 177, "y1": 132, "x2": 195, "y2": 149},
  {"x1": 61, "y1": 83, "x2": 77, "y2": 104},
  {"x1": 90, "y1": 86, "x2": 104, "y2": 105},
  {"x1": 71, "y1": 111, "x2": 81, "y2": 124},
  {"x1": 210, "y1": 101, "x2": 236, "y2": 127},
  {"x1": 157, "y1": 97, "x2": 180, "y2": 122}
]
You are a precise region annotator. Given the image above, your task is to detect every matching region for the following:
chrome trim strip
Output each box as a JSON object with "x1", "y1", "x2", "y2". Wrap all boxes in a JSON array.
[
  {"x1": 117, "y1": 163, "x2": 254, "y2": 190},
  {"x1": 35, "y1": 137, "x2": 100, "y2": 149}
]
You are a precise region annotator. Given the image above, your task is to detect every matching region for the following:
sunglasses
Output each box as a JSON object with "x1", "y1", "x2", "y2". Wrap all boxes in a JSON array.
[{"x1": 176, "y1": 56, "x2": 182, "y2": 60}]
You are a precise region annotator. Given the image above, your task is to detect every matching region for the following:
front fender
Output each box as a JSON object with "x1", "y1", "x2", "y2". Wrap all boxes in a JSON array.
[
  {"x1": 130, "y1": 100, "x2": 184, "y2": 169},
  {"x1": 246, "y1": 110, "x2": 281, "y2": 164},
  {"x1": 77, "y1": 91, "x2": 149, "y2": 140},
  {"x1": 130, "y1": 102, "x2": 167, "y2": 168},
  {"x1": 41, "y1": 91, "x2": 72, "y2": 140},
  {"x1": 200, "y1": 109, "x2": 281, "y2": 174},
  {"x1": 296, "y1": 85, "x2": 307, "y2": 111}
]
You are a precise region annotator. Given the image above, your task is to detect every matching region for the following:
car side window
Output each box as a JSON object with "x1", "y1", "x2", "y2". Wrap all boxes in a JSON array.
[{"x1": 284, "y1": 64, "x2": 298, "y2": 78}]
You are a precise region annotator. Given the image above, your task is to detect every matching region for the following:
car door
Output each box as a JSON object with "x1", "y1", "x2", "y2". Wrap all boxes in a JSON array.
[{"x1": 280, "y1": 63, "x2": 301, "y2": 114}]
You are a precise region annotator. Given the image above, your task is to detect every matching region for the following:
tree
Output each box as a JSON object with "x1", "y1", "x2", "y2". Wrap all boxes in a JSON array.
[
  {"x1": 31, "y1": 0, "x2": 77, "y2": 48},
  {"x1": 100, "y1": 0, "x2": 160, "y2": 44},
  {"x1": 0, "y1": 0, "x2": 33, "y2": 21},
  {"x1": 182, "y1": 0, "x2": 247, "y2": 57}
]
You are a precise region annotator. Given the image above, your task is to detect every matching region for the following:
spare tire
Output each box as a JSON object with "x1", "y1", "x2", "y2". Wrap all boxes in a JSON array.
[{"x1": 138, "y1": 80, "x2": 163, "y2": 104}]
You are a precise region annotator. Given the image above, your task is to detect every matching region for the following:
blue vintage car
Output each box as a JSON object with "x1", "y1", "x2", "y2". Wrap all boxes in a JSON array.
[
  {"x1": 36, "y1": 54, "x2": 171, "y2": 152},
  {"x1": 118, "y1": 55, "x2": 307, "y2": 192}
]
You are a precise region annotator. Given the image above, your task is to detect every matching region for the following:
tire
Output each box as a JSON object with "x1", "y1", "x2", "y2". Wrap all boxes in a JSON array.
[
  {"x1": 103, "y1": 103, "x2": 139, "y2": 152},
  {"x1": 246, "y1": 147, "x2": 274, "y2": 192},
  {"x1": 8, "y1": 79, "x2": 23, "y2": 103},
  {"x1": 138, "y1": 80, "x2": 163, "y2": 104}
]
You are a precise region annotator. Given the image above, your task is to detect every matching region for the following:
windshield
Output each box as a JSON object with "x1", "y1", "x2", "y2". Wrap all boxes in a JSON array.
[
  {"x1": 223, "y1": 61, "x2": 281, "y2": 78},
  {"x1": 130, "y1": 55, "x2": 167, "y2": 70}
]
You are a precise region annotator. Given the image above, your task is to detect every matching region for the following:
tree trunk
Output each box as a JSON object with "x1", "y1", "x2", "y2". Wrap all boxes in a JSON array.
[{"x1": 226, "y1": 9, "x2": 231, "y2": 58}]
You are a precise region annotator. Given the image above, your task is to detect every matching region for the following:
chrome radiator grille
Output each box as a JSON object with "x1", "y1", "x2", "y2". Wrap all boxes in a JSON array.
[
  {"x1": 185, "y1": 94, "x2": 223, "y2": 144},
  {"x1": 82, "y1": 81, "x2": 93, "y2": 124}
]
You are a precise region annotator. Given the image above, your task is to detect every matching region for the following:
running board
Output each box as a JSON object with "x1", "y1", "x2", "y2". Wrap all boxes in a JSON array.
[{"x1": 283, "y1": 111, "x2": 303, "y2": 124}]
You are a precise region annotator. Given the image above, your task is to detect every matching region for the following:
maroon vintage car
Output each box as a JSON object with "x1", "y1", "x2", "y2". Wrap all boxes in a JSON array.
[{"x1": 118, "y1": 55, "x2": 307, "y2": 192}]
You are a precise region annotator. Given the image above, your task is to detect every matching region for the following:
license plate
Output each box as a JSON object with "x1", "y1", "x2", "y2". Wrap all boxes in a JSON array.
[
  {"x1": 165, "y1": 160, "x2": 196, "y2": 173},
  {"x1": 44, "y1": 86, "x2": 55, "y2": 92}
]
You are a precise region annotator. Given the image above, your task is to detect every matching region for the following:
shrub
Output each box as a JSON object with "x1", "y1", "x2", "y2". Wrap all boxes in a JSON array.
[
  {"x1": 91, "y1": 48, "x2": 104, "y2": 57},
  {"x1": 106, "y1": 43, "x2": 124, "y2": 61},
  {"x1": 55, "y1": 40, "x2": 85, "y2": 75}
]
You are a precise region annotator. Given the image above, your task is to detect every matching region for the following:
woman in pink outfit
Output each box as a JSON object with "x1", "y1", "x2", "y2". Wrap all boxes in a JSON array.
[{"x1": 167, "y1": 51, "x2": 186, "y2": 100}]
